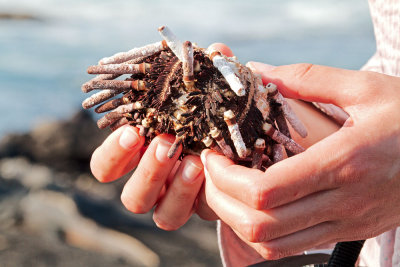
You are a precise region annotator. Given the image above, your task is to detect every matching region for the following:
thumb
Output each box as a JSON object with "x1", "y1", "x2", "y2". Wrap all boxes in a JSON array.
[
  {"x1": 207, "y1": 43, "x2": 234, "y2": 57},
  {"x1": 247, "y1": 62, "x2": 361, "y2": 108}
]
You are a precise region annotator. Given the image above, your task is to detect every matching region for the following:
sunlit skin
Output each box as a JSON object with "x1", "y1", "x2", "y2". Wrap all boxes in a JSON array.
[{"x1": 90, "y1": 43, "x2": 400, "y2": 259}]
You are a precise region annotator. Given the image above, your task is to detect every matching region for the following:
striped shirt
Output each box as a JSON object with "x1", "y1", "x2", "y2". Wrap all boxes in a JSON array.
[{"x1": 360, "y1": 0, "x2": 400, "y2": 266}]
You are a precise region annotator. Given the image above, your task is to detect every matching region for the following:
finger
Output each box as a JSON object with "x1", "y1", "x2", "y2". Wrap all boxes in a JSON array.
[
  {"x1": 91, "y1": 125, "x2": 145, "y2": 183},
  {"x1": 120, "y1": 152, "x2": 141, "y2": 174},
  {"x1": 246, "y1": 61, "x2": 275, "y2": 73},
  {"x1": 232, "y1": 221, "x2": 335, "y2": 260},
  {"x1": 208, "y1": 43, "x2": 234, "y2": 57},
  {"x1": 201, "y1": 149, "x2": 267, "y2": 209},
  {"x1": 247, "y1": 61, "x2": 363, "y2": 108},
  {"x1": 196, "y1": 184, "x2": 219, "y2": 221},
  {"x1": 153, "y1": 155, "x2": 204, "y2": 230},
  {"x1": 201, "y1": 132, "x2": 350, "y2": 210},
  {"x1": 204, "y1": 167, "x2": 334, "y2": 243},
  {"x1": 121, "y1": 134, "x2": 182, "y2": 213},
  {"x1": 166, "y1": 160, "x2": 182, "y2": 185}
]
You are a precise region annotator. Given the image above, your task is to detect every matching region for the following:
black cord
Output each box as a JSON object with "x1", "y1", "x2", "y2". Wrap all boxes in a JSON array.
[
  {"x1": 247, "y1": 240, "x2": 365, "y2": 267},
  {"x1": 327, "y1": 240, "x2": 365, "y2": 267}
]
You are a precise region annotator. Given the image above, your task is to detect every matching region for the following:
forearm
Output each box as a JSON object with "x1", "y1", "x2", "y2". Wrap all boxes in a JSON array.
[{"x1": 286, "y1": 99, "x2": 340, "y2": 148}]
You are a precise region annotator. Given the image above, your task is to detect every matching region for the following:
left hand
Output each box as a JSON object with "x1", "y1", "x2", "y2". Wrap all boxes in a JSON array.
[
  {"x1": 89, "y1": 43, "x2": 234, "y2": 230},
  {"x1": 201, "y1": 63, "x2": 400, "y2": 260}
]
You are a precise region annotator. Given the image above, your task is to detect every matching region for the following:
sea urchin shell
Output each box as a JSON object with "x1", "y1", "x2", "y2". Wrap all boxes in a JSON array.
[{"x1": 81, "y1": 26, "x2": 307, "y2": 170}]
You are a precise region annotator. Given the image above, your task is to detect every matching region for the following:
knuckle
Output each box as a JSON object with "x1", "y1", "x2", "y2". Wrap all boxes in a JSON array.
[
  {"x1": 249, "y1": 185, "x2": 265, "y2": 210},
  {"x1": 348, "y1": 197, "x2": 369, "y2": 217},
  {"x1": 355, "y1": 71, "x2": 394, "y2": 104},
  {"x1": 352, "y1": 198, "x2": 369, "y2": 216},
  {"x1": 153, "y1": 216, "x2": 181, "y2": 231},
  {"x1": 138, "y1": 167, "x2": 164, "y2": 185},
  {"x1": 90, "y1": 154, "x2": 109, "y2": 183},
  {"x1": 240, "y1": 219, "x2": 265, "y2": 243},
  {"x1": 258, "y1": 245, "x2": 287, "y2": 260},
  {"x1": 91, "y1": 168, "x2": 107, "y2": 183},
  {"x1": 256, "y1": 247, "x2": 271, "y2": 260},
  {"x1": 293, "y1": 63, "x2": 315, "y2": 83},
  {"x1": 338, "y1": 162, "x2": 363, "y2": 185},
  {"x1": 174, "y1": 191, "x2": 194, "y2": 204},
  {"x1": 169, "y1": 185, "x2": 194, "y2": 203},
  {"x1": 91, "y1": 166, "x2": 112, "y2": 183},
  {"x1": 120, "y1": 193, "x2": 149, "y2": 214},
  {"x1": 326, "y1": 158, "x2": 361, "y2": 187},
  {"x1": 251, "y1": 184, "x2": 276, "y2": 210},
  {"x1": 90, "y1": 147, "x2": 129, "y2": 183},
  {"x1": 331, "y1": 196, "x2": 365, "y2": 219},
  {"x1": 138, "y1": 167, "x2": 153, "y2": 180}
]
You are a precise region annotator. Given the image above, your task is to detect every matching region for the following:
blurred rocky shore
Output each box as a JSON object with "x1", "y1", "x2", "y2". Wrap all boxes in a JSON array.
[{"x1": 0, "y1": 111, "x2": 220, "y2": 267}]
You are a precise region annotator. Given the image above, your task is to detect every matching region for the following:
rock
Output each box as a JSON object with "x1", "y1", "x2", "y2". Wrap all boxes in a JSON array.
[
  {"x1": 0, "y1": 157, "x2": 52, "y2": 190},
  {"x1": 0, "y1": 13, "x2": 42, "y2": 21},
  {"x1": 64, "y1": 222, "x2": 160, "y2": 267},
  {"x1": 0, "y1": 134, "x2": 35, "y2": 160},
  {"x1": 20, "y1": 190, "x2": 160, "y2": 267},
  {"x1": 30, "y1": 110, "x2": 108, "y2": 171},
  {"x1": 0, "y1": 227, "x2": 135, "y2": 267},
  {"x1": 74, "y1": 173, "x2": 118, "y2": 201},
  {"x1": 0, "y1": 234, "x2": 8, "y2": 251},
  {"x1": 0, "y1": 110, "x2": 108, "y2": 172}
]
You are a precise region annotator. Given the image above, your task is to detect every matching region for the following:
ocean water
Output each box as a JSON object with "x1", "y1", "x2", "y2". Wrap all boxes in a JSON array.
[{"x1": 0, "y1": 0, "x2": 375, "y2": 137}]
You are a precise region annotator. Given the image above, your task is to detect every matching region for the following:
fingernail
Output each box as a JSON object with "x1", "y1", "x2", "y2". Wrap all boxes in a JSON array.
[
  {"x1": 119, "y1": 127, "x2": 139, "y2": 150},
  {"x1": 182, "y1": 161, "x2": 202, "y2": 183},
  {"x1": 155, "y1": 139, "x2": 173, "y2": 162},
  {"x1": 246, "y1": 61, "x2": 276, "y2": 72}
]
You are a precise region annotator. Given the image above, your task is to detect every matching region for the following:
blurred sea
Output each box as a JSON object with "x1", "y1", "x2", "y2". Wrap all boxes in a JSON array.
[{"x1": 0, "y1": 0, "x2": 375, "y2": 137}]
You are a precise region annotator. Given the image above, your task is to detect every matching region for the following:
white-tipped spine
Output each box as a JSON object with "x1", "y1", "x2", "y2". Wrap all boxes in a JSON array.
[
  {"x1": 98, "y1": 41, "x2": 166, "y2": 65},
  {"x1": 87, "y1": 63, "x2": 151, "y2": 75},
  {"x1": 267, "y1": 83, "x2": 308, "y2": 138},
  {"x1": 83, "y1": 57, "x2": 148, "y2": 93},
  {"x1": 254, "y1": 82, "x2": 271, "y2": 120},
  {"x1": 251, "y1": 138, "x2": 265, "y2": 169},
  {"x1": 207, "y1": 49, "x2": 245, "y2": 96},
  {"x1": 263, "y1": 123, "x2": 305, "y2": 154},
  {"x1": 82, "y1": 89, "x2": 126, "y2": 109},
  {"x1": 312, "y1": 102, "x2": 349, "y2": 125},
  {"x1": 110, "y1": 117, "x2": 129, "y2": 131},
  {"x1": 224, "y1": 110, "x2": 247, "y2": 158},
  {"x1": 158, "y1": 26, "x2": 184, "y2": 61},
  {"x1": 210, "y1": 127, "x2": 235, "y2": 159},
  {"x1": 182, "y1": 41, "x2": 195, "y2": 90},
  {"x1": 202, "y1": 136, "x2": 213, "y2": 147},
  {"x1": 272, "y1": 144, "x2": 287, "y2": 163},
  {"x1": 113, "y1": 102, "x2": 143, "y2": 114},
  {"x1": 82, "y1": 74, "x2": 121, "y2": 93}
]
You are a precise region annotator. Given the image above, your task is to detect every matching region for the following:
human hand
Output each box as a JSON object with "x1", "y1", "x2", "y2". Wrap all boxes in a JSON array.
[
  {"x1": 91, "y1": 127, "x2": 207, "y2": 230},
  {"x1": 201, "y1": 63, "x2": 400, "y2": 259},
  {"x1": 89, "y1": 43, "x2": 236, "y2": 229}
]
